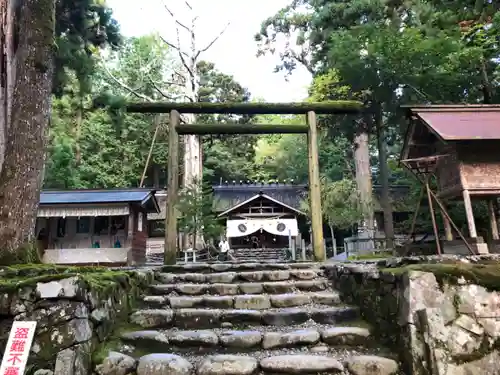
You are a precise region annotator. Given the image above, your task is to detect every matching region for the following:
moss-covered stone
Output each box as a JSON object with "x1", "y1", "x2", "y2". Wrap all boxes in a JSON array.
[
  {"x1": 380, "y1": 262, "x2": 500, "y2": 291},
  {"x1": 348, "y1": 252, "x2": 393, "y2": 261},
  {"x1": 0, "y1": 264, "x2": 150, "y2": 297},
  {"x1": 126, "y1": 100, "x2": 364, "y2": 115},
  {"x1": 91, "y1": 321, "x2": 145, "y2": 365}
]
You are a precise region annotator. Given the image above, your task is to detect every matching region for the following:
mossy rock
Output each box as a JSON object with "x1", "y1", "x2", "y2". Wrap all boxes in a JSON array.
[
  {"x1": 348, "y1": 251, "x2": 394, "y2": 261},
  {"x1": 91, "y1": 321, "x2": 144, "y2": 365},
  {"x1": 380, "y1": 262, "x2": 500, "y2": 291}
]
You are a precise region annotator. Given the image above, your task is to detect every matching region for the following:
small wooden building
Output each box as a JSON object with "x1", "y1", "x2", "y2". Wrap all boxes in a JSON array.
[
  {"x1": 212, "y1": 183, "x2": 308, "y2": 249},
  {"x1": 145, "y1": 183, "x2": 414, "y2": 256},
  {"x1": 401, "y1": 105, "x2": 500, "y2": 254},
  {"x1": 36, "y1": 188, "x2": 160, "y2": 266}
]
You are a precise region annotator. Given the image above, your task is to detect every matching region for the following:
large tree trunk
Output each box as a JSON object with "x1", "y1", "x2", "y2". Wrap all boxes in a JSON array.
[
  {"x1": 0, "y1": 0, "x2": 16, "y2": 173},
  {"x1": 0, "y1": 0, "x2": 55, "y2": 262},
  {"x1": 375, "y1": 106, "x2": 395, "y2": 251},
  {"x1": 353, "y1": 128, "x2": 375, "y2": 245}
]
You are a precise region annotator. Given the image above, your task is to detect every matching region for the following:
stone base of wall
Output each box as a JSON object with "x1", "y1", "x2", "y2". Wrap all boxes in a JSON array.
[
  {"x1": 0, "y1": 266, "x2": 154, "y2": 375},
  {"x1": 442, "y1": 237, "x2": 488, "y2": 255},
  {"x1": 325, "y1": 257, "x2": 500, "y2": 375}
]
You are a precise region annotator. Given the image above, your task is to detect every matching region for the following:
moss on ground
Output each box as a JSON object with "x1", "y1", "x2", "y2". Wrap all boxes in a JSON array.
[
  {"x1": 91, "y1": 321, "x2": 145, "y2": 364},
  {"x1": 348, "y1": 251, "x2": 393, "y2": 260},
  {"x1": 380, "y1": 262, "x2": 500, "y2": 291},
  {"x1": 0, "y1": 264, "x2": 147, "y2": 295}
]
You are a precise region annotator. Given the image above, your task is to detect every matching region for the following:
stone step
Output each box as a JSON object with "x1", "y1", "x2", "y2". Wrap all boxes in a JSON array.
[
  {"x1": 233, "y1": 251, "x2": 286, "y2": 255},
  {"x1": 121, "y1": 325, "x2": 373, "y2": 352},
  {"x1": 150, "y1": 279, "x2": 330, "y2": 296},
  {"x1": 129, "y1": 305, "x2": 360, "y2": 329},
  {"x1": 120, "y1": 352, "x2": 400, "y2": 375},
  {"x1": 158, "y1": 262, "x2": 319, "y2": 274},
  {"x1": 143, "y1": 291, "x2": 341, "y2": 309},
  {"x1": 233, "y1": 254, "x2": 287, "y2": 262},
  {"x1": 156, "y1": 269, "x2": 322, "y2": 284},
  {"x1": 234, "y1": 257, "x2": 287, "y2": 261},
  {"x1": 233, "y1": 250, "x2": 286, "y2": 254}
]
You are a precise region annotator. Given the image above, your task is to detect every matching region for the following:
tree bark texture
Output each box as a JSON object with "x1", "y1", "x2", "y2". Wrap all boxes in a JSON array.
[
  {"x1": 353, "y1": 130, "x2": 374, "y2": 234},
  {"x1": 0, "y1": 0, "x2": 17, "y2": 173},
  {"x1": 375, "y1": 107, "x2": 395, "y2": 250},
  {"x1": 0, "y1": 0, "x2": 55, "y2": 259}
]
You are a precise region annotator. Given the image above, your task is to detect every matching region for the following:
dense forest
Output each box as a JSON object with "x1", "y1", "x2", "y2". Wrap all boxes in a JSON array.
[
  {"x1": 42, "y1": 1, "x2": 500, "y2": 240},
  {"x1": 0, "y1": 0, "x2": 499, "y2": 258}
]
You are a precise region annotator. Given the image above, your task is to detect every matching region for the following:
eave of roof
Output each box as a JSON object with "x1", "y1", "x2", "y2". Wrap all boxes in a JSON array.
[
  {"x1": 404, "y1": 105, "x2": 500, "y2": 142},
  {"x1": 40, "y1": 188, "x2": 160, "y2": 213},
  {"x1": 217, "y1": 193, "x2": 306, "y2": 217}
]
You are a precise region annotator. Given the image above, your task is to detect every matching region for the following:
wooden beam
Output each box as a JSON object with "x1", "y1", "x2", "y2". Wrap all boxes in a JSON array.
[
  {"x1": 425, "y1": 179, "x2": 442, "y2": 255},
  {"x1": 164, "y1": 110, "x2": 180, "y2": 265},
  {"x1": 462, "y1": 189, "x2": 477, "y2": 238},
  {"x1": 488, "y1": 199, "x2": 499, "y2": 240},
  {"x1": 126, "y1": 101, "x2": 363, "y2": 115},
  {"x1": 307, "y1": 110, "x2": 325, "y2": 261},
  {"x1": 175, "y1": 123, "x2": 309, "y2": 135}
]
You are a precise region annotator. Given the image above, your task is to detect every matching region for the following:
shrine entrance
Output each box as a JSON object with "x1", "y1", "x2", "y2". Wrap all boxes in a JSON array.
[
  {"x1": 126, "y1": 101, "x2": 363, "y2": 264},
  {"x1": 218, "y1": 193, "x2": 305, "y2": 250}
]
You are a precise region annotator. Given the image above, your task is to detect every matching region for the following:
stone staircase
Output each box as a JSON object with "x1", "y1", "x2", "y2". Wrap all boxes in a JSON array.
[
  {"x1": 113, "y1": 262, "x2": 401, "y2": 375},
  {"x1": 233, "y1": 247, "x2": 288, "y2": 262}
]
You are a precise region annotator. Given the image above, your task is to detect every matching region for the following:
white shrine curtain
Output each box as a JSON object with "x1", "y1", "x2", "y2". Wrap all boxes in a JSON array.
[{"x1": 226, "y1": 219, "x2": 298, "y2": 238}]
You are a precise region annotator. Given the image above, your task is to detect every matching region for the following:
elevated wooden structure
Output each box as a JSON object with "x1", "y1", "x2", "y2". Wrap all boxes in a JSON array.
[
  {"x1": 127, "y1": 101, "x2": 364, "y2": 264},
  {"x1": 401, "y1": 105, "x2": 500, "y2": 254}
]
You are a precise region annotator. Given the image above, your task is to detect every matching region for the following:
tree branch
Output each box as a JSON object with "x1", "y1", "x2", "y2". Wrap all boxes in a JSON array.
[
  {"x1": 163, "y1": 1, "x2": 192, "y2": 33},
  {"x1": 195, "y1": 21, "x2": 231, "y2": 60},
  {"x1": 159, "y1": 35, "x2": 189, "y2": 58},
  {"x1": 147, "y1": 76, "x2": 174, "y2": 99},
  {"x1": 102, "y1": 63, "x2": 154, "y2": 102}
]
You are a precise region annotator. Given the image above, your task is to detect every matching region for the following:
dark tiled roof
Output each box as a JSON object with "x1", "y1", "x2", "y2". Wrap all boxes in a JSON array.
[
  {"x1": 213, "y1": 183, "x2": 308, "y2": 212},
  {"x1": 146, "y1": 184, "x2": 413, "y2": 220},
  {"x1": 40, "y1": 188, "x2": 157, "y2": 205}
]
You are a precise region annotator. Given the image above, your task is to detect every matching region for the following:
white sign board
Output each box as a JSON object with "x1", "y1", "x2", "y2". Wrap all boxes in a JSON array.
[
  {"x1": 0, "y1": 321, "x2": 37, "y2": 375},
  {"x1": 137, "y1": 212, "x2": 143, "y2": 232}
]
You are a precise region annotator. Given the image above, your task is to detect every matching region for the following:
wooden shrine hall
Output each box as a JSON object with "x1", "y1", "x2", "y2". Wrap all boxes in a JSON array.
[
  {"x1": 401, "y1": 105, "x2": 500, "y2": 254},
  {"x1": 212, "y1": 182, "x2": 308, "y2": 249}
]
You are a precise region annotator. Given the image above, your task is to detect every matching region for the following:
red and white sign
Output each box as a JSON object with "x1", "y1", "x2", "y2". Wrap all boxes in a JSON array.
[{"x1": 0, "y1": 321, "x2": 37, "y2": 375}]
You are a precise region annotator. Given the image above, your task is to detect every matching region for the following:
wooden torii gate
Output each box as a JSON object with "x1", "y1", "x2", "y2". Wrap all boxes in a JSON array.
[{"x1": 126, "y1": 101, "x2": 363, "y2": 264}]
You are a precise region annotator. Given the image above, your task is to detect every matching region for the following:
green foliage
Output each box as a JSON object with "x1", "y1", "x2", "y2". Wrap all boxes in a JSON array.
[
  {"x1": 0, "y1": 242, "x2": 41, "y2": 266},
  {"x1": 197, "y1": 61, "x2": 258, "y2": 185},
  {"x1": 301, "y1": 177, "x2": 363, "y2": 231},
  {"x1": 177, "y1": 179, "x2": 224, "y2": 244},
  {"x1": 381, "y1": 262, "x2": 500, "y2": 291},
  {"x1": 46, "y1": 34, "x2": 259, "y2": 189},
  {"x1": 53, "y1": 0, "x2": 121, "y2": 95},
  {"x1": 252, "y1": 114, "x2": 353, "y2": 182},
  {"x1": 255, "y1": 0, "x2": 500, "y2": 238}
]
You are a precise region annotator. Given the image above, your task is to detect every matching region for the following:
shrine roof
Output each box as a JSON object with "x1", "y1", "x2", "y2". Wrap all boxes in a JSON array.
[
  {"x1": 401, "y1": 105, "x2": 500, "y2": 164},
  {"x1": 40, "y1": 188, "x2": 160, "y2": 213},
  {"x1": 147, "y1": 183, "x2": 413, "y2": 221},
  {"x1": 406, "y1": 105, "x2": 500, "y2": 141},
  {"x1": 212, "y1": 183, "x2": 307, "y2": 212}
]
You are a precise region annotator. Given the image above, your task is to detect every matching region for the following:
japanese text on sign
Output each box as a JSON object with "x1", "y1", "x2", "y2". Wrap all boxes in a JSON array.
[{"x1": 0, "y1": 322, "x2": 37, "y2": 375}]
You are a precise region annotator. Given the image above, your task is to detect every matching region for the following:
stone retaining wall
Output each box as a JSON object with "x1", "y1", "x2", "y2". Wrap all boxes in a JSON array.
[
  {"x1": 324, "y1": 259, "x2": 500, "y2": 375},
  {"x1": 0, "y1": 268, "x2": 154, "y2": 375}
]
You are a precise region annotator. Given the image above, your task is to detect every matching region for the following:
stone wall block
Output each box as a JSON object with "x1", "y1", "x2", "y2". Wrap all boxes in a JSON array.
[
  {"x1": 36, "y1": 277, "x2": 85, "y2": 300},
  {"x1": 455, "y1": 284, "x2": 500, "y2": 318},
  {"x1": 54, "y1": 342, "x2": 92, "y2": 375},
  {"x1": 399, "y1": 271, "x2": 455, "y2": 326}
]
